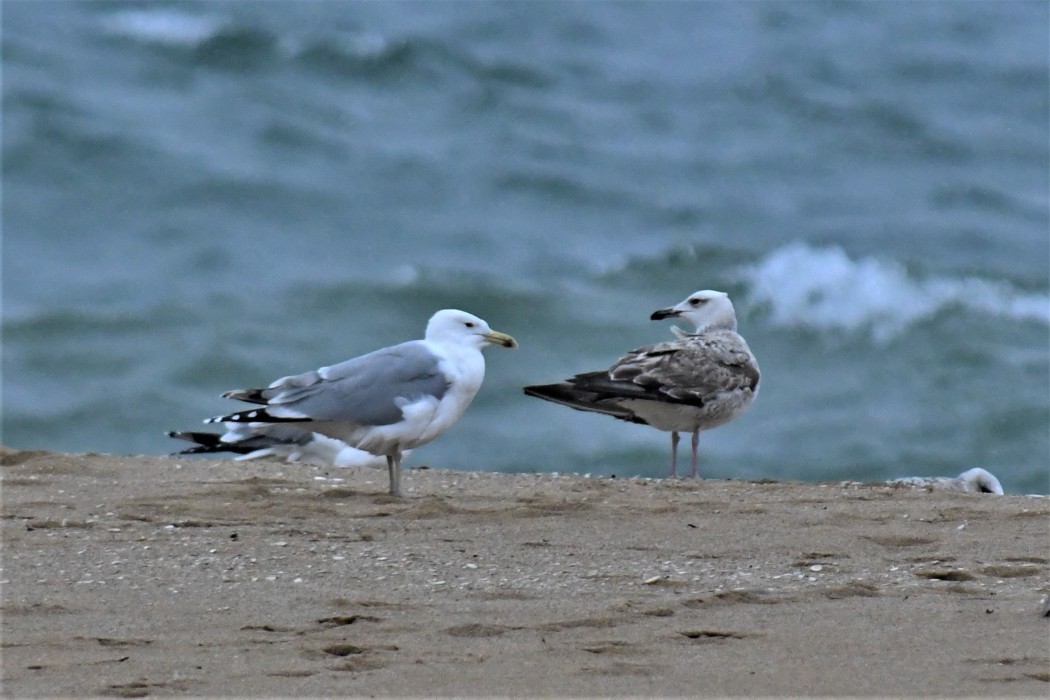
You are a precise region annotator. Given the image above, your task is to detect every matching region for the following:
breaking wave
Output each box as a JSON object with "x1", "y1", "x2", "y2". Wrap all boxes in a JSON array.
[{"x1": 741, "y1": 242, "x2": 1049, "y2": 341}]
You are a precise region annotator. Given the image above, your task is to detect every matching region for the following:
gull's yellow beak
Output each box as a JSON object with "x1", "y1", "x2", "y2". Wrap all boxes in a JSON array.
[{"x1": 483, "y1": 330, "x2": 518, "y2": 349}]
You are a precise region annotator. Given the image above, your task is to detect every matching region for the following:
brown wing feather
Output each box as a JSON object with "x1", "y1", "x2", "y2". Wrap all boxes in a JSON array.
[{"x1": 607, "y1": 330, "x2": 759, "y2": 404}]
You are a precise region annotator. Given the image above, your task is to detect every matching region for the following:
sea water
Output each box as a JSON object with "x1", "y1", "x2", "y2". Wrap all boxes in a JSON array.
[{"x1": 3, "y1": 1, "x2": 1047, "y2": 493}]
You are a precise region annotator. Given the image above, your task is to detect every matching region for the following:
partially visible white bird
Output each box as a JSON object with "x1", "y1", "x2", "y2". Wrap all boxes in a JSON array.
[
  {"x1": 524, "y1": 290, "x2": 759, "y2": 478},
  {"x1": 168, "y1": 424, "x2": 405, "y2": 469},
  {"x1": 170, "y1": 309, "x2": 516, "y2": 496},
  {"x1": 890, "y1": 467, "x2": 1004, "y2": 495}
]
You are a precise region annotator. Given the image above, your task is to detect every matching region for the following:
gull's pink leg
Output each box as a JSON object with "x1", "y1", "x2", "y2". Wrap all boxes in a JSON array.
[
  {"x1": 690, "y1": 429, "x2": 701, "y2": 479},
  {"x1": 669, "y1": 431, "x2": 680, "y2": 478}
]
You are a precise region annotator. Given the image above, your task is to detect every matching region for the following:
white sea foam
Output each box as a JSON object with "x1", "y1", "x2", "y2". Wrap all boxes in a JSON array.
[
  {"x1": 741, "y1": 242, "x2": 1050, "y2": 341},
  {"x1": 102, "y1": 9, "x2": 227, "y2": 48}
]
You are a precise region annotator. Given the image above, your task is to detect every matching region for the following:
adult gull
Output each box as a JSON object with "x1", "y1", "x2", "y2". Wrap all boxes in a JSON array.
[
  {"x1": 524, "y1": 290, "x2": 759, "y2": 479},
  {"x1": 171, "y1": 309, "x2": 516, "y2": 496}
]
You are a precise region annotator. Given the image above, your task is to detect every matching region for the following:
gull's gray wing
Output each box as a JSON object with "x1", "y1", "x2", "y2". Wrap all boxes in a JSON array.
[{"x1": 220, "y1": 340, "x2": 450, "y2": 426}]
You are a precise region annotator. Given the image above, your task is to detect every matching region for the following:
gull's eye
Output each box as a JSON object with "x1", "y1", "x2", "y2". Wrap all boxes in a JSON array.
[
  {"x1": 689, "y1": 298, "x2": 705, "y2": 306},
  {"x1": 465, "y1": 321, "x2": 476, "y2": 328}
]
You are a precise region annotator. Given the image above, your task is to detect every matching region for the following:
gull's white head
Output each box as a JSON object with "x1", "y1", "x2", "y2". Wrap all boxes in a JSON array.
[
  {"x1": 650, "y1": 290, "x2": 738, "y2": 333},
  {"x1": 425, "y1": 309, "x2": 518, "y2": 349}
]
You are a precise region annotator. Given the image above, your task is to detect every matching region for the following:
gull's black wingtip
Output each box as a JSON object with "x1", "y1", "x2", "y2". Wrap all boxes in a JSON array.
[{"x1": 523, "y1": 383, "x2": 557, "y2": 399}]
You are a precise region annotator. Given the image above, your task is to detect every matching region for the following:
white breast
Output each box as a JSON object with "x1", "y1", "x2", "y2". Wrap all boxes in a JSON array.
[{"x1": 415, "y1": 350, "x2": 485, "y2": 445}]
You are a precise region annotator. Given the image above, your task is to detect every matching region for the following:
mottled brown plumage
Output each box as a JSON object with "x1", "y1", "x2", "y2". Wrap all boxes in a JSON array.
[{"x1": 525, "y1": 290, "x2": 759, "y2": 478}]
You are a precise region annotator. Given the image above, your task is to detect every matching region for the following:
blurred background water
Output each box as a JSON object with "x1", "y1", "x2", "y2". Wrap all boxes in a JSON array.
[{"x1": 3, "y1": 1, "x2": 1048, "y2": 493}]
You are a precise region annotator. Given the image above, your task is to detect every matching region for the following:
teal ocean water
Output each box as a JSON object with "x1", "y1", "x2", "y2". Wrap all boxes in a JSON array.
[{"x1": 4, "y1": 1, "x2": 1048, "y2": 493}]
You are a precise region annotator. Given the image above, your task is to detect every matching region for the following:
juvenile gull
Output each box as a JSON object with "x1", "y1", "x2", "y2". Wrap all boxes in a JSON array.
[
  {"x1": 524, "y1": 290, "x2": 759, "y2": 478},
  {"x1": 168, "y1": 424, "x2": 404, "y2": 469},
  {"x1": 172, "y1": 309, "x2": 516, "y2": 497}
]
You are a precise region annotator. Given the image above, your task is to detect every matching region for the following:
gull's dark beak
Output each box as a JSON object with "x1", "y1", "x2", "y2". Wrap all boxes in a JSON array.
[{"x1": 650, "y1": 307, "x2": 680, "y2": 321}]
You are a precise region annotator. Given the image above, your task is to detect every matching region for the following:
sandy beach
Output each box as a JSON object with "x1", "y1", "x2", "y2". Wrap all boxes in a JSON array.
[{"x1": 2, "y1": 446, "x2": 1047, "y2": 697}]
